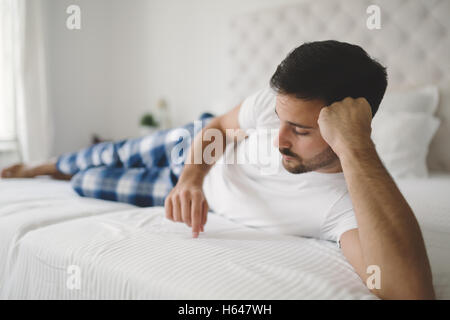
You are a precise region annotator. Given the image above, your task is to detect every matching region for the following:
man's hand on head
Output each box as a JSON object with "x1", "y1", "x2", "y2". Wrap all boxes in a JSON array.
[
  {"x1": 322, "y1": 97, "x2": 436, "y2": 299},
  {"x1": 317, "y1": 97, "x2": 374, "y2": 159}
]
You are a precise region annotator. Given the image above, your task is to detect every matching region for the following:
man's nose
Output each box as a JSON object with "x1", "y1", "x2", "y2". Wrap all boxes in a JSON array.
[{"x1": 273, "y1": 125, "x2": 291, "y2": 149}]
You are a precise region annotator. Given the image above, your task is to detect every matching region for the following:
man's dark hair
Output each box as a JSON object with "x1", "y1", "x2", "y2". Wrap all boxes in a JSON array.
[{"x1": 270, "y1": 40, "x2": 388, "y2": 116}]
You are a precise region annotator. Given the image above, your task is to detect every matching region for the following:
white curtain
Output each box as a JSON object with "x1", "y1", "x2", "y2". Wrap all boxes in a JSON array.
[
  {"x1": 8, "y1": 0, "x2": 52, "y2": 163},
  {"x1": 0, "y1": 0, "x2": 16, "y2": 145}
]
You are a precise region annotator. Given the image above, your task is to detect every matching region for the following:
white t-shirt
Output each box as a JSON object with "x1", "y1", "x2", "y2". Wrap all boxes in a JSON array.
[{"x1": 203, "y1": 86, "x2": 358, "y2": 248}]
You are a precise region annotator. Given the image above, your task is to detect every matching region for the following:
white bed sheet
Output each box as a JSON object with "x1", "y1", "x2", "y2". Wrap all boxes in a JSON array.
[{"x1": 0, "y1": 175, "x2": 449, "y2": 299}]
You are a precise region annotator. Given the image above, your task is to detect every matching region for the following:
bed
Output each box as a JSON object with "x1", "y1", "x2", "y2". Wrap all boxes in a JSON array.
[
  {"x1": 0, "y1": 175, "x2": 449, "y2": 299},
  {"x1": 1, "y1": 0, "x2": 450, "y2": 299}
]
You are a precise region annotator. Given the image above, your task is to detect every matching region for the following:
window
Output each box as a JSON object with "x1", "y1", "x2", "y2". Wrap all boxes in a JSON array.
[{"x1": 0, "y1": 0, "x2": 17, "y2": 150}]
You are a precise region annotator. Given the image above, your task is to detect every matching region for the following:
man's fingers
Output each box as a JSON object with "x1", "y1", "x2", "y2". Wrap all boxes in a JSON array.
[
  {"x1": 164, "y1": 196, "x2": 173, "y2": 221},
  {"x1": 181, "y1": 192, "x2": 191, "y2": 226},
  {"x1": 165, "y1": 187, "x2": 208, "y2": 238},
  {"x1": 173, "y1": 195, "x2": 182, "y2": 222},
  {"x1": 202, "y1": 201, "x2": 208, "y2": 228},
  {"x1": 191, "y1": 197, "x2": 202, "y2": 238}
]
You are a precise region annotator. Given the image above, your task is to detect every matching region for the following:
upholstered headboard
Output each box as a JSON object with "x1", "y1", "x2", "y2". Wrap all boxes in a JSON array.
[{"x1": 225, "y1": 0, "x2": 450, "y2": 172}]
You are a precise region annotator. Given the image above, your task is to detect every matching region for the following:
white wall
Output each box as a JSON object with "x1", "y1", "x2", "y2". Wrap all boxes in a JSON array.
[
  {"x1": 44, "y1": 0, "x2": 112, "y2": 156},
  {"x1": 44, "y1": 0, "x2": 303, "y2": 156}
]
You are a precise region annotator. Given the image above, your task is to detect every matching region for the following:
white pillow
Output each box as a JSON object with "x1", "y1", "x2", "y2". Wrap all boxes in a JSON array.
[
  {"x1": 379, "y1": 85, "x2": 439, "y2": 115},
  {"x1": 371, "y1": 111, "x2": 440, "y2": 179}
]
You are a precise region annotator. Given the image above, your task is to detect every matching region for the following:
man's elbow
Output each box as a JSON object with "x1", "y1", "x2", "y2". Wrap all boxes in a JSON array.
[{"x1": 369, "y1": 281, "x2": 436, "y2": 300}]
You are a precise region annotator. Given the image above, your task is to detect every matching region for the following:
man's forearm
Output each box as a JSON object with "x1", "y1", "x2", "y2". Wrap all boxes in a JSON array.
[
  {"x1": 178, "y1": 118, "x2": 227, "y2": 185},
  {"x1": 340, "y1": 141, "x2": 435, "y2": 299},
  {"x1": 165, "y1": 106, "x2": 242, "y2": 237}
]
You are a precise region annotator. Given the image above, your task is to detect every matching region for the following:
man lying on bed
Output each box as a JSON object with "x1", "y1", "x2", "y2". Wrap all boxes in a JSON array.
[{"x1": 1, "y1": 40, "x2": 435, "y2": 300}]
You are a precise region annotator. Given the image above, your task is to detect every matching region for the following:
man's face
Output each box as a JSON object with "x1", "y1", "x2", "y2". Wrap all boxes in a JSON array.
[{"x1": 274, "y1": 94, "x2": 341, "y2": 174}]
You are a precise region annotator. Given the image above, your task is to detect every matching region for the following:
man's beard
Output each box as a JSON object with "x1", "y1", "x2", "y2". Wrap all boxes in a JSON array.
[{"x1": 279, "y1": 146, "x2": 339, "y2": 174}]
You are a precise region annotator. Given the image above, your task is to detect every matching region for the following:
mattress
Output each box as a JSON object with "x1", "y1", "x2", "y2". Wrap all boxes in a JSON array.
[{"x1": 0, "y1": 174, "x2": 449, "y2": 300}]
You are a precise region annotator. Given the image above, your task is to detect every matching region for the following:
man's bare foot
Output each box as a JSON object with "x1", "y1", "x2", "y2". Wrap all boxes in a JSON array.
[
  {"x1": 0, "y1": 162, "x2": 67, "y2": 180},
  {"x1": 1, "y1": 163, "x2": 35, "y2": 179},
  {"x1": 50, "y1": 171, "x2": 73, "y2": 181}
]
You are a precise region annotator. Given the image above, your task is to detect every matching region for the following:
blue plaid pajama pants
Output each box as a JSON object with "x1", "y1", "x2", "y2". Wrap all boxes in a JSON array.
[{"x1": 56, "y1": 113, "x2": 214, "y2": 207}]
